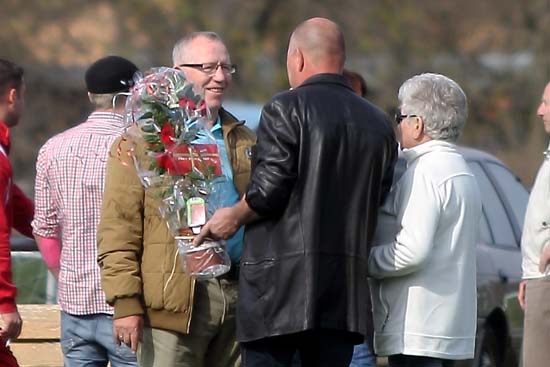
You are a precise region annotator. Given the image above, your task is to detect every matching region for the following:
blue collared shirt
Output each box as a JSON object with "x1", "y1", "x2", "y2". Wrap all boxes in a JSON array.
[{"x1": 193, "y1": 117, "x2": 244, "y2": 263}]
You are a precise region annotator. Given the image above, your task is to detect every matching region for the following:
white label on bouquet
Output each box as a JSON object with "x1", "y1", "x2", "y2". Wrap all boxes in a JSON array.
[{"x1": 187, "y1": 197, "x2": 206, "y2": 230}]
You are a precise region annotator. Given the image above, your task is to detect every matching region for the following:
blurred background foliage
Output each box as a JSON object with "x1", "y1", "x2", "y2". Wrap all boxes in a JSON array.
[{"x1": 1, "y1": 0, "x2": 550, "y2": 191}]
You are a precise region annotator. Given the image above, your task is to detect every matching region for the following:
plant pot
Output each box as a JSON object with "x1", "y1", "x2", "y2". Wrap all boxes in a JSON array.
[{"x1": 176, "y1": 238, "x2": 230, "y2": 280}]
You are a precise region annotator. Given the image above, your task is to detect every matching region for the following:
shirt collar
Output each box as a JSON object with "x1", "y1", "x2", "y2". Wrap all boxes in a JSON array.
[
  {"x1": 211, "y1": 116, "x2": 222, "y2": 132},
  {"x1": 87, "y1": 111, "x2": 126, "y2": 126},
  {"x1": 401, "y1": 140, "x2": 458, "y2": 166}
]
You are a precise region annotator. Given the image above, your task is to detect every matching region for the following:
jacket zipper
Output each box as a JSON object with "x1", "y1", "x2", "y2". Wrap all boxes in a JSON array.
[
  {"x1": 379, "y1": 283, "x2": 390, "y2": 332},
  {"x1": 242, "y1": 258, "x2": 275, "y2": 266},
  {"x1": 223, "y1": 120, "x2": 238, "y2": 168},
  {"x1": 186, "y1": 278, "x2": 196, "y2": 333}
]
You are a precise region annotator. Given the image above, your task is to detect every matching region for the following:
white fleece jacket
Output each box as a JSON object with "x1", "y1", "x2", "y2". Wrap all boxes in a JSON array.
[{"x1": 368, "y1": 140, "x2": 482, "y2": 359}]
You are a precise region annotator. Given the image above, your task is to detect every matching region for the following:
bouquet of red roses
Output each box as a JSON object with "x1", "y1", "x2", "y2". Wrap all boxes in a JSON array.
[{"x1": 124, "y1": 67, "x2": 230, "y2": 280}]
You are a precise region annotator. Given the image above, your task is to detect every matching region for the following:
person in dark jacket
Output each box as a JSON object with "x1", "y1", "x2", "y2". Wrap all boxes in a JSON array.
[{"x1": 195, "y1": 17, "x2": 397, "y2": 367}]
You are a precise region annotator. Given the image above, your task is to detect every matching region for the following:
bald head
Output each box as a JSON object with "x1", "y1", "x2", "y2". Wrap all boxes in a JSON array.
[
  {"x1": 286, "y1": 17, "x2": 346, "y2": 88},
  {"x1": 291, "y1": 18, "x2": 345, "y2": 69}
]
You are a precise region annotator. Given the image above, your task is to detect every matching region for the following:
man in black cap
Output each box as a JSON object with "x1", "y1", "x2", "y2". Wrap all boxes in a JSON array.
[{"x1": 32, "y1": 55, "x2": 139, "y2": 367}]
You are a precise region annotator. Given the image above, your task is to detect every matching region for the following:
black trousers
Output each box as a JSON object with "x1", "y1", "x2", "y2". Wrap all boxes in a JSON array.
[
  {"x1": 240, "y1": 329, "x2": 358, "y2": 367},
  {"x1": 388, "y1": 354, "x2": 455, "y2": 367}
]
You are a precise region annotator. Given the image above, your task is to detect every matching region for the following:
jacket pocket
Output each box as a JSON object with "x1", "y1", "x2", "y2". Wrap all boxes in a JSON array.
[
  {"x1": 233, "y1": 144, "x2": 253, "y2": 176},
  {"x1": 369, "y1": 278, "x2": 390, "y2": 333},
  {"x1": 241, "y1": 258, "x2": 275, "y2": 299}
]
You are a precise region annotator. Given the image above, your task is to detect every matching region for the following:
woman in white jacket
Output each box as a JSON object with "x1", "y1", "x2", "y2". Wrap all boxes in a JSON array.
[{"x1": 368, "y1": 73, "x2": 482, "y2": 367}]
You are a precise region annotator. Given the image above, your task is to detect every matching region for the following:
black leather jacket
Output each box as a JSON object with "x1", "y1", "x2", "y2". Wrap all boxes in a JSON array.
[{"x1": 237, "y1": 73, "x2": 398, "y2": 342}]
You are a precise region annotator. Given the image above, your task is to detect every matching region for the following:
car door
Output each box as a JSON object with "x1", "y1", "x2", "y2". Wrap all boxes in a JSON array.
[{"x1": 468, "y1": 159, "x2": 526, "y2": 355}]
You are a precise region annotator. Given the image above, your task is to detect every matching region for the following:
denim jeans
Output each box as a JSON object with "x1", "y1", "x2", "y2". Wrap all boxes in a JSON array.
[
  {"x1": 348, "y1": 341, "x2": 376, "y2": 367},
  {"x1": 60, "y1": 311, "x2": 137, "y2": 367}
]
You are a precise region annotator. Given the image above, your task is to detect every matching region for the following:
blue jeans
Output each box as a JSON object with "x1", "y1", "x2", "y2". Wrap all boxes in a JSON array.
[
  {"x1": 60, "y1": 312, "x2": 137, "y2": 367},
  {"x1": 349, "y1": 341, "x2": 376, "y2": 367}
]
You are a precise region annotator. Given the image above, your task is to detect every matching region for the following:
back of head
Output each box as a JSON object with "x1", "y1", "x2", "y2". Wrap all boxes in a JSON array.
[
  {"x1": 398, "y1": 73, "x2": 468, "y2": 142},
  {"x1": 85, "y1": 55, "x2": 138, "y2": 110},
  {"x1": 289, "y1": 17, "x2": 346, "y2": 75},
  {"x1": 343, "y1": 69, "x2": 367, "y2": 97},
  {"x1": 0, "y1": 59, "x2": 24, "y2": 98}
]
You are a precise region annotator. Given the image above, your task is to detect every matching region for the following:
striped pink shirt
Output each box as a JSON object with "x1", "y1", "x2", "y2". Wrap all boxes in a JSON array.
[{"x1": 32, "y1": 112, "x2": 127, "y2": 315}]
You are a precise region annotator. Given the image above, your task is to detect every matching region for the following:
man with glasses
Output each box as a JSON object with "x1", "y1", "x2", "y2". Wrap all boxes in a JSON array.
[
  {"x1": 97, "y1": 32, "x2": 255, "y2": 367},
  {"x1": 173, "y1": 32, "x2": 238, "y2": 131}
]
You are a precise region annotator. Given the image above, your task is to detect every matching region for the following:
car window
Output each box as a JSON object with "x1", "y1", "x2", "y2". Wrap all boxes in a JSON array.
[
  {"x1": 468, "y1": 162, "x2": 517, "y2": 247},
  {"x1": 478, "y1": 209, "x2": 493, "y2": 244},
  {"x1": 484, "y1": 161, "x2": 528, "y2": 230}
]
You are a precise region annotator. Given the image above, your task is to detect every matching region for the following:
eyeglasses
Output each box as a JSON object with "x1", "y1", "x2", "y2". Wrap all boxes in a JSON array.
[
  {"x1": 394, "y1": 113, "x2": 418, "y2": 125},
  {"x1": 178, "y1": 62, "x2": 237, "y2": 76}
]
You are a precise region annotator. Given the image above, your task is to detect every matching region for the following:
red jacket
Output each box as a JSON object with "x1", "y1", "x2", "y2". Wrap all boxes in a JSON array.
[{"x1": 0, "y1": 121, "x2": 33, "y2": 313}]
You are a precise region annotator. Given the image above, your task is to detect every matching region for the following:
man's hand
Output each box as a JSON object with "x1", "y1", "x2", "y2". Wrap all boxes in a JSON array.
[
  {"x1": 194, "y1": 207, "x2": 241, "y2": 246},
  {"x1": 0, "y1": 310, "x2": 22, "y2": 341},
  {"x1": 194, "y1": 198, "x2": 260, "y2": 247},
  {"x1": 518, "y1": 280, "x2": 527, "y2": 310},
  {"x1": 113, "y1": 315, "x2": 143, "y2": 353},
  {"x1": 539, "y1": 243, "x2": 550, "y2": 274}
]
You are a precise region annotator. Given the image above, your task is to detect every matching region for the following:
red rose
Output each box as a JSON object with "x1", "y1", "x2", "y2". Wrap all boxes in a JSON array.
[
  {"x1": 197, "y1": 100, "x2": 207, "y2": 116},
  {"x1": 179, "y1": 97, "x2": 197, "y2": 110},
  {"x1": 160, "y1": 123, "x2": 175, "y2": 148},
  {"x1": 156, "y1": 153, "x2": 175, "y2": 172}
]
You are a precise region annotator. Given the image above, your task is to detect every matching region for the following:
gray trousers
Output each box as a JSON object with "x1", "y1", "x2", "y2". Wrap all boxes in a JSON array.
[
  {"x1": 523, "y1": 276, "x2": 550, "y2": 367},
  {"x1": 137, "y1": 279, "x2": 240, "y2": 367}
]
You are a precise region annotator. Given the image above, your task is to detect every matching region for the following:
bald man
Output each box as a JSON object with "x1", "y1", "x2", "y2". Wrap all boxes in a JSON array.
[{"x1": 195, "y1": 17, "x2": 398, "y2": 367}]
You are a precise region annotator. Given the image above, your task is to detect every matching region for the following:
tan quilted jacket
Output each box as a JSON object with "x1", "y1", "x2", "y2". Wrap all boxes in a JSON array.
[{"x1": 97, "y1": 109, "x2": 256, "y2": 334}]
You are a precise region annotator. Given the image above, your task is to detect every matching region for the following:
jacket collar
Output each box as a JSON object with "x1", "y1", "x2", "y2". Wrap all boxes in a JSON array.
[
  {"x1": 402, "y1": 140, "x2": 458, "y2": 166},
  {"x1": 544, "y1": 142, "x2": 550, "y2": 160},
  {"x1": 219, "y1": 107, "x2": 245, "y2": 134},
  {"x1": 0, "y1": 121, "x2": 10, "y2": 154},
  {"x1": 298, "y1": 73, "x2": 354, "y2": 92}
]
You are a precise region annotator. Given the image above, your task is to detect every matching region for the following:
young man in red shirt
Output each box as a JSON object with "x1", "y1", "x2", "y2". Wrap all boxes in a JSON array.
[{"x1": 0, "y1": 59, "x2": 34, "y2": 366}]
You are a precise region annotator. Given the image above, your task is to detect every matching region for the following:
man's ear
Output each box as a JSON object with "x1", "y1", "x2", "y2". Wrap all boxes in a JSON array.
[
  {"x1": 296, "y1": 48, "x2": 305, "y2": 72},
  {"x1": 7, "y1": 88, "x2": 17, "y2": 105},
  {"x1": 87, "y1": 92, "x2": 94, "y2": 103},
  {"x1": 413, "y1": 117, "x2": 424, "y2": 140}
]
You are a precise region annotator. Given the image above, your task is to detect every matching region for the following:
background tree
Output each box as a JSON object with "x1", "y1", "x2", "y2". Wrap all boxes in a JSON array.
[{"x1": 1, "y1": 0, "x2": 549, "y2": 191}]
